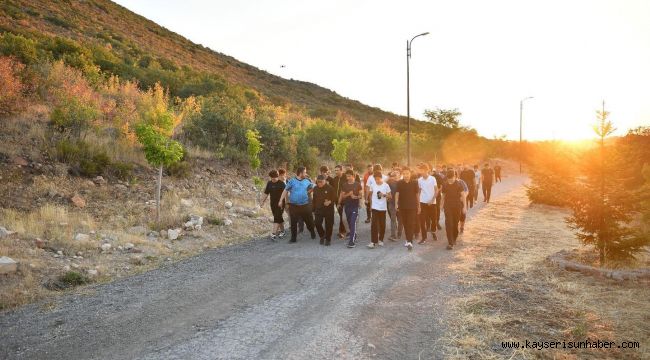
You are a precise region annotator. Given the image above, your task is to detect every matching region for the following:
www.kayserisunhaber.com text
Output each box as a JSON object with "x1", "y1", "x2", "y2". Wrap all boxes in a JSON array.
[{"x1": 501, "y1": 339, "x2": 640, "y2": 350}]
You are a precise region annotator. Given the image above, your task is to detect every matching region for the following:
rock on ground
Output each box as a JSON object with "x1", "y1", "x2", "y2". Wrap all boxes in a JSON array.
[{"x1": 0, "y1": 256, "x2": 18, "y2": 274}]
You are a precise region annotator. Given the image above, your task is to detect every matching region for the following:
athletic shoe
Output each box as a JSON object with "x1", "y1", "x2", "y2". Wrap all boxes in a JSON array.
[
  {"x1": 367, "y1": 243, "x2": 376, "y2": 249},
  {"x1": 365, "y1": 218, "x2": 371, "y2": 223},
  {"x1": 347, "y1": 241, "x2": 356, "y2": 248},
  {"x1": 404, "y1": 241, "x2": 409, "y2": 247},
  {"x1": 418, "y1": 239, "x2": 427, "y2": 245},
  {"x1": 270, "y1": 234, "x2": 277, "y2": 241},
  {"x1": 378, "y1": 241, "x2": 384, "y2": 247},
  {"x1": 389, "y1": 236, "x2": 397, "y2": 242},
  {"x1": 310, "y1": 232, "x2": 316, "y2": 240},
  {"x1": 289, "y1": 239, "x2": 297, "y2": 243},
  {"x1": 325, "y1": 240, "x2": 331, "y2": 246},
  {"x1": 406, "y1": 242, "x2": 413, "y2": 251},
  {"x1": 337, "y1": 233, "x2": 345, "y2": 239},
  {"x1": 279, "y1": 231, "x2": 286, "y2": 238},
  {"x1": 319, "y1": 238, "x2": 325, "y2": 245},
  {"x1": 446, "y1": 244, "x2": 453, "y2": 250},
  {"x1": 432, "y1": 232, "x2": 438, "y2": 241}
]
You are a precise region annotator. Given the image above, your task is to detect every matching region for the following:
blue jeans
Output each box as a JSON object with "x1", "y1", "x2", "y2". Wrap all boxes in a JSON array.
[{"x1": 344, "y1": 203, "x2": 359, "y2": 244}]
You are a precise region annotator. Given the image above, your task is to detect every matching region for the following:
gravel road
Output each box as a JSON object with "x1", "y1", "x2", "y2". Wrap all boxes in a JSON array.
[{"x1": 0, "y1": 176, "x2": 527, "y2": 360}]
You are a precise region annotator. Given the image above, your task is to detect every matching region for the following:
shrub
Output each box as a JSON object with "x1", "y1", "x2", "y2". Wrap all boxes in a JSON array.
[
  {"x1": 0, "y1": 56, "x2": 26, "y2": 116},
  {"x1": 0, "y1": 33, "x2": 38, "y2": 64},
  {"x1": 59, "y1": 271, "x2": 89, "y2": 287},
  {"x1": 166, "y1": 161, "x2": 191, "y2": 178},
  {"x1": 50, "y1": 97, "x2": 99, "y2": 138},
  {"x1": 108, "y1": 161, "x2": 133, "y2": 180},
  {"x1": 79, "y1": 152, "x2": 110, "y2": 177}
]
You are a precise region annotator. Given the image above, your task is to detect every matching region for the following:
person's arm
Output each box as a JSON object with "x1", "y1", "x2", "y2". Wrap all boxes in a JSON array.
[
  {"x1": 278, "y1": 189, "x2": 288, "y2": 208},
  {"x1": 395, "y1": 191, "x2": 400, "y2": 211},
  {"x1": 260, "y1": 193, "x2": 269, "y2": 207}
]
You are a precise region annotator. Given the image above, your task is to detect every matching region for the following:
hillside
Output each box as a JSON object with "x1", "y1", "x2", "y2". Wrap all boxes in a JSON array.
[{"x1": 0, "y1": 0, "x2": 410, "y2": 129}]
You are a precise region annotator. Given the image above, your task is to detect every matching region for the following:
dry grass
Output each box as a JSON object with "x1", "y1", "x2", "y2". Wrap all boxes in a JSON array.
[
  {"x1": 0, "y1": 204, "x2": 97, "y2": 252},
  {"x1": 440, "y1": 187, "x2": 650, "y2": 359}
]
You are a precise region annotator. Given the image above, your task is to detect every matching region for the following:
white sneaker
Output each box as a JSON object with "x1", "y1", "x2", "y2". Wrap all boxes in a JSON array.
[
  {"x1": 367, "y1": 243, "x2": 376, "y2": 249},
  {"x1": 404, "y1": 241, "x2": 409, "y2": 247},
  {"x1": 406, "y1": 242, "x2": 413, "y2": 250},
  {"x1": 378, "y1": 241, "x2": 384, "y2": 247}
]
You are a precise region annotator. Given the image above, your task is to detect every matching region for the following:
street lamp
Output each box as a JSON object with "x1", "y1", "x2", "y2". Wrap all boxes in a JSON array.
[
  {"x1": 519, "y1": 96, "x2": 534, "y2": 173},
  {"x1": 406, "y1": 32, "x2": 429, "y2": 167}
]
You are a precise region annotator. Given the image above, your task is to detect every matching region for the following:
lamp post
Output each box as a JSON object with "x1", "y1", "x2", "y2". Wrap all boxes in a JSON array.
[
  {"x1": 519, "y1": 96, "x2": 534, "y2": 173},
  {"x1": 406, "y1": 32, "x2": 429, "y2": 167}
]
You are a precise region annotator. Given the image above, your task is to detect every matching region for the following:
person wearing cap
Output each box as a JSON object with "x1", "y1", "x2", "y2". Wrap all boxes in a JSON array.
[{"x1": 313, "y1": 174, "x2": 336, "y2": 245}]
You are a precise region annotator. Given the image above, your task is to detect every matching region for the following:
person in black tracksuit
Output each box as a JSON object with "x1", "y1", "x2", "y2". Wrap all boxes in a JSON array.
[
  {"x1": 331, "y1": 165, "x2": 347, "y2": 239},
  {"x1": 460, "y1": 166, "x2": 476, "y2": 209},
  {"x1": 481, "y1": 164, "x2": 495, "y2": 203},
  {"x1": 313, "y1": 175, "x2": 336, "y2": 245},
  {"x1": 440, "y1": 170, "x2": 467, "y2": 250}
]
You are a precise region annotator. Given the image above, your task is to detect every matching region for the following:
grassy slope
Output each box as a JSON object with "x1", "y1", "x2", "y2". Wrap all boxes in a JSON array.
[{"x1": 0, "y1": 0, "x2": 413, "y2": 129}]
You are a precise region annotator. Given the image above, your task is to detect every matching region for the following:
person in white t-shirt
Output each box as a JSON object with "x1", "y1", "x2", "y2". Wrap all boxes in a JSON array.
[
  {"x1": 367, "y1": 171, "x2": 391, "y2": 249},
  {"x1": 417, "y1": 164, "x2": 438, "y2": 244}
]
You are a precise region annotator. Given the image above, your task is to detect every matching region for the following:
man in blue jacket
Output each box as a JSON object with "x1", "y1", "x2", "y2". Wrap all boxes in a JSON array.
[{"x1": 279, "y1": 167, "x2": 317, "y2": 243}]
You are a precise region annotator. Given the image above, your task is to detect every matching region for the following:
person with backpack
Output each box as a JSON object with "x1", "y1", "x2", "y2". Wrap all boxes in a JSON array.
[{"x1": 440, "y1": 170, "x2": 467, "y2": 250}]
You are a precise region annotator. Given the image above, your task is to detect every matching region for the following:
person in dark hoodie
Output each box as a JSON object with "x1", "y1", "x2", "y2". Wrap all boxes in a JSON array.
[{"x1": 313, "y1": 174, "x2": 337, "y2": 245}]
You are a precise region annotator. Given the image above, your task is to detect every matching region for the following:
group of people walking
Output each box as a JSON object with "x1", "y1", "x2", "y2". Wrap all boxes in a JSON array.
[{"x1": 260, "y1": 161, "x2": 502, "y2": 251}]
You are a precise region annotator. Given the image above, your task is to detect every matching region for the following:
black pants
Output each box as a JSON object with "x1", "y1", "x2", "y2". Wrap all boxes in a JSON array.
[
  {"x1": 289, "y1": 204, "x2": 315, "y2": 241},
  {"x1": 370, "y1": 209, "x2": 387, "y2": 243},
  {"x1": 482, "y1": 182, "x2": 493, "y2": 202},
  {"x1": 337, "y1": 204, "x2": 346, "y2": 235},
  {"x1": 466, "y1": 186, "x2": 475, "y2": 208},
  {"x1": 419, "y1": 203, "x2": 435, "y2": 240},
  {"x1": 400, "y1": 208, "x2": 417, "y2": 241},
  {"x1": 314, "y1": 205, "x2": 334, "y2": 241},
  {"x1": 365, "y1": 201, "x2": 372, "y2": 221},
  {"x1": 444, "y1": 207, "x2": 461, "y2": 245},
  {"x1": 434, "y1": 195, "x2": 441, "y2": 227}
]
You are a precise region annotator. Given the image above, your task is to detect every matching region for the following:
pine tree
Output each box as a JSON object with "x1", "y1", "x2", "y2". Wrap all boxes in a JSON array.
[{"x1": 566, "y1": 103, "x2": 640, "y2": 264}]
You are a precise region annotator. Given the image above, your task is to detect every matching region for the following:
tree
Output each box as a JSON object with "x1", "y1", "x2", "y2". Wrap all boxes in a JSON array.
[
  {"x1": 331, "y1": 138, "x2": 350, "y2": 164},
  {"x1": 246, "y1": 129, "x2": 264, "y2": 204},
  {"x1": 135, "y1": 83, "x2": 184, "y2": 224},
  {"x1": 423, "y1": 108, "x2": 462, "y2": 129},
  {"x1": 566, "y1": 103, "x2": 641, "y2": 263}
]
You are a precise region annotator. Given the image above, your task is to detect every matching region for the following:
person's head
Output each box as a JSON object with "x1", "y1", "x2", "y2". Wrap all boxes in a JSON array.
[
  {"x1": 373, "y1": 170, "x2": 384, "y2": 185},
  {"x1": 484, "y1": 163, "x2": 489, "y2": 168},
  {"x1": 418, "y1": 163, "x2": 430, "y2": 177},
  {"x1": 269, "y1": 169, "x2": 279, "y2": 182},
  {"x1": 316, "y1": 174, "x2": 327, "y2": 187},
  {"x1": 401, "y1": 167, "x2": 411, "y2": 181},
  {"x1": 442, "y1": 165, "x2": 447, "y2": 171},
  {"x1": 392, "y1": 162, "x2": 399, "y2": 170},
  {"x1": 296, "y1": 166, "x2": 307, "y2": 179},
  {"x1": 345, "y1": 169, "x2": 355, "y2": 182},
  {"x1": 319, "y1": 165, "x2": 329, "y2": 175},
  {"x1": 334, "y1": 164, "x2": 343, "y2": 176},
  {"x1": 344, "y1": 163, "x2": 353, "y2": 171},
  {"x1": 366, "y1": 164, "x2": 373, "y2": 173},
  {"x1": 474, "y1": 164, "x2": 479, "y2": 170},
  {"x1": 446, "y1": 170, "x2": 456, "y2": 183},
  {"x1": 278, "y1": 168, "x2": 286, "y2": 179},
  {"x1": 373, "y1": 163, "x2": 383, "y2": 172}
]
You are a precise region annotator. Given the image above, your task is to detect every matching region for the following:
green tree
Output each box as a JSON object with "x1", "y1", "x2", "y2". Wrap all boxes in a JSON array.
[
  {"x1": 567, "y1": 104, "x2": 640, "y2": 263},
  {"x1": 423, "y1": 108, "x2": 462, "y2": 129},
  {"x1": 135, "y1": 84, "x2": 184, "y2": 224},
  {"x1": 50, "y1": 97, "x2": 99, "y2": 139},
  {"x1": 331, "y1": 138, "x2": 350, "y2": 163},
  {"x1": 246, "y1": 129, "x2": 264, "y2": 204}
]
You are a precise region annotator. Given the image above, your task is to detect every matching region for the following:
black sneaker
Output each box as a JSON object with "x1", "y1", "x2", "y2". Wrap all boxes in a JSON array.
[
  {"x1": 288, "y1": 239, "x2": 297, "y2": 243},
  {"x1": 325, "y1": 240, "x2": 331, "y2": 246},
  {"x1": 446, "y1": 244, "x2": 453, "y2": 250},
  {"x1": 364, "y1": 218, "x2": 371, "y2": 223},
  {"x1": 319, "y1": 238, "x2": 325, "y2": 245},
  {"x1": 310, "y1": 232, "x2": 316, "y2": 240},
  {"x1": 347, "y1": 241, "x2": 356, "y2": 248}
]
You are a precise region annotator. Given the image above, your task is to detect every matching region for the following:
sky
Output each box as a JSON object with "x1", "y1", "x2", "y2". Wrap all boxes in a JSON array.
[{"x1": 113, "y1": 0, "x2": 650, "y2": 141}]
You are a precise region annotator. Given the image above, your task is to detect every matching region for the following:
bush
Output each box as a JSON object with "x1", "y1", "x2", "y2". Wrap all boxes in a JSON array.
[
  {"x1": 0, "y1": 56, "x2": 26, "y2": 116},
  {"x1": 0, "y1": 33, "x2": 38, "y2": 64},
  {"x1": 59, "y1": 271, "x2": 89, "y2": 287},
  {"x1": 50, "y1": 97, "x2": 100, "y2": 138},
  {"x1": 79, "y1": 152, "x2": 110, "y2": 177},
  {"x1": 108, "y1": 161, "x2": 133, "y2": 180},
  {"x1": 55, "y1": 139, "x2": 130, "y2": 179},
  {"x1": 166, "y1": 161, "x2": 191, "y2": 178}
]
